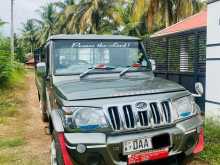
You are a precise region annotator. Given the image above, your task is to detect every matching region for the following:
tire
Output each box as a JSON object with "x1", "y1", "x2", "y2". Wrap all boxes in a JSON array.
[
  {"x1": 51, "y1": 138, "x2": 58, "y2": 165},
  {"x1": 40, "y1": 99, "x2": 49, "y2": 122}
]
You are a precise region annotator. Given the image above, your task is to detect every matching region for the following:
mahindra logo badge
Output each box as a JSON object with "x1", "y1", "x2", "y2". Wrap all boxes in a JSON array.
[{"x1": 135, "y1": 102, "x2": 147, "y2": 110}]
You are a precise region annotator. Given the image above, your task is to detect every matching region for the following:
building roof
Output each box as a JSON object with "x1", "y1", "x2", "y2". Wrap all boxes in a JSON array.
[
  {"x1": 49, "y1": 34, "x2": 140, "y2": 41},
  {"x1": 151, "y1": 10, "x2": 207, "y2": 38}
]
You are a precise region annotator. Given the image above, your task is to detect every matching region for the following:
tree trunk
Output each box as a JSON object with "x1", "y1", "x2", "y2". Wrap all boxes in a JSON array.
[{"x1": 165, "y1": 1, "x2": 169, "y2": 27}]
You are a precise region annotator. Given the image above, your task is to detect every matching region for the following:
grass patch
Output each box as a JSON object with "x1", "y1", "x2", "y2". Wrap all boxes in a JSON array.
[
  {"x1": 0, "y1": 117, "x2": 8, "y2": 124},
  {"x1": 0, "y1": 153, "x2": 20, "y2": 165},
  {"x1": 0, "y1": 74, "x2": 26, "y2": 123},
  {"x1": 0, "y1": 70, "x2": 32, "y2": 165},
  {"x1": 199, "y1": 120, "x2": 220, "y2": 165},
  {"x1": 0, "y1": 137, "x2": 25, "y2": 149},
  {"x1": 0, "y1": 108, "x2": 17, "y2": 117},
  {"x1": 0, "y1": 92, "x2": 19, "y2": 123}
]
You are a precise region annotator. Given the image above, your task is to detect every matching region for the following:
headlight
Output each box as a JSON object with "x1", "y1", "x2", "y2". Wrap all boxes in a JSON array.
[
  {"x1": 172, "y1": 96, "x2": 195, "y2": 119},
  {"x1": 61, "y1": 107, "x2": 108, "y2": 130}
]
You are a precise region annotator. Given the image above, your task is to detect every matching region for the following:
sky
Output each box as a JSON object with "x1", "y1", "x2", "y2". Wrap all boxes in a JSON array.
[{"x1": 0, "y1": 0, "x2": 59, "y2": 36}]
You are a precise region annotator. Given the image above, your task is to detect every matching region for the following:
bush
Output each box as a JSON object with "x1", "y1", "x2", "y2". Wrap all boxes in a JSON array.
[
  {"x1": 0, "y1": 38, "x2": 25, "y2": 88},
  {"x1": 0, "y1": 52, "x2": 25, "y2": 87},
  {"x1": 0, "y1": 50, "x2": 13, "y2": 85},
  {"x1": 0, "y1": 36, "x2": 10, "y2": 51}
]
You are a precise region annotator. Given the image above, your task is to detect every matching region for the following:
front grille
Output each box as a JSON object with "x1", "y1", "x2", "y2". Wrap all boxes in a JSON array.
[{"x1": 107, "y1": 101, "x2": 172, "y2": 131}]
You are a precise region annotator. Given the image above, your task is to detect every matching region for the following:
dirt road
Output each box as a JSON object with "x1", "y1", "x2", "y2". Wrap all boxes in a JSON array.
[
  {"x1": 21, "y1": 72, "x2": 51, "y2": 164},
  {"x1": 0, "y1": 71, "x2": 50, "y2": 165}
]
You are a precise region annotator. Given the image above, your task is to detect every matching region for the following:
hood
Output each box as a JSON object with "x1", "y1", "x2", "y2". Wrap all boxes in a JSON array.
[{"x1": 53, "y1": 76, "x2": 185, "y2": 101}]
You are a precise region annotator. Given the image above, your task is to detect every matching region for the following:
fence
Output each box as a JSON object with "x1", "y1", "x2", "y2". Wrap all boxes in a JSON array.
[{"x1": 144, "y1": 28, "x2": 206, "y2": 112}]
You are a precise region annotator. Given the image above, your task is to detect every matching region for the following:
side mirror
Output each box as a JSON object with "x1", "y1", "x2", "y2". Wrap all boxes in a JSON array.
[
  {"x1": 149, "y1": 59, "x2": 156, "y2": 71},
  {"x1": 193, "y1": 82, "x2": 204, "y2": 97},
  {"x1": 36, "y1": 62, "x2": 46, "y2": 76}
]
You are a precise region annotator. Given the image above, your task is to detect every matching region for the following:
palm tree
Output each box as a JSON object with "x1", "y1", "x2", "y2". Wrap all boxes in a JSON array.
[
  {"x1": 20, "y1": 19, "x2": 39, "y2": 53},
  {"x1": 75, "y1": 0, "x2": 105, "y2": 33},
  {"x1": 21, "y1": 0, "x2": 205, "y2": 46},
  {"x1": 35, "y1": 3, "x2": 57, "y2": 46},
  {"x1": 192, "y1": 0, "x2": 206, "y2": 14},
  {"x1": 113, "y1": 0, "x2": 162, "y2": 35},
  {"x1": 176, "y1": 0, "x2": 205, "y2": 22},
  {"x1": 114, "y1": 0, "x2": 145, "y2": 36},
  {"x1": 128, "y1": 0, "x2": 205, "y2": 33},
  {"x1": 74, "y1": 0, "x2": 123, "y2": 34},
  {"x1": 54, "y1": 0, "x2": 77, "y2": 33},
  {"x1": 111, "y1": 0, "x2": 158, "y2": 35},
  {"x1": 73, "y1": 0, "x2": 205, "y2": 35}
]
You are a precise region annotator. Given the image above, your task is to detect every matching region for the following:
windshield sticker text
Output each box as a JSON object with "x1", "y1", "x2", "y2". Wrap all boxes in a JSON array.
[{"x1": 71, "y1": 42, "x2": 137, "y2": 48}]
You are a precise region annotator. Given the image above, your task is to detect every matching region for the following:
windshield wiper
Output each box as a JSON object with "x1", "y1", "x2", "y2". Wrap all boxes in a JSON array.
[
  {"x1": 119, "y1": 64, "x2": 145, "y2": 77},
  {"x1": 80, "y1": 65, "x2": 116, "y2": 79}
]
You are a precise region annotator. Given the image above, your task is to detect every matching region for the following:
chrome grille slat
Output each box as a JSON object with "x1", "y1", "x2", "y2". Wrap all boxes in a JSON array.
[
  {"x1": 162, "y1": 103, "x2": 168, "y2": 122},
  {"x1": 125, "y1": 106, "x2": 131, "y2": 127},
  {"x1": 157, "y1": 102, "x2": 165, "y2": 124},
  {"x1": 150, "y1": 103, "x2": 161, "y2": 124},
  {"x1": 107, "y1": 100, "x2": 172, "y2": 131},
  {"x1": 123, "y1": 105, "x2": 134, "y2": 128},
  {"x1": 161, "y1": 101, "x2": 171, "y2": 123},
  {"x1": 138, "y1": 111, "x2": 148, "y2": 126},
  {"x1": 140, "y1": 112, "x2": 144, "y2": 125},
  {"x1": 112, "y1": 110, "x2": 117, "y2": 128},
  {"x1": 108, "y1": 107, "x2": 121, "y2": 130}
]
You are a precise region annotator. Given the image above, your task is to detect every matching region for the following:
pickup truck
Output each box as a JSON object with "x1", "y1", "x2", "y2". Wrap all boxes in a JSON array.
[{"x1": 35, "y1": 34, "x2": 204, "y2": 165}]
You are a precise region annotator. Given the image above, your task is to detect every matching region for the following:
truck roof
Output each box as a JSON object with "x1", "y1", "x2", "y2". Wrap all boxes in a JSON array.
[{"x1": 48, "y1": 34, "x2": 140, "y2": 41}]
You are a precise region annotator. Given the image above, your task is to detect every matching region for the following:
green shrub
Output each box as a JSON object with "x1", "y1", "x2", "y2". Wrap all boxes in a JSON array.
[
  {"x1": 0, "y1": 37, "x2": 10, "y2": 51},
  {"x1": 0, "y1": 50, "x2": 13, "y2": 86},
  {"x1": 0, "y1": 50, "x2": 25, "y2": 88},
  {"x1": 0, "y1": 36, "x2": 25, "y2": 88}
]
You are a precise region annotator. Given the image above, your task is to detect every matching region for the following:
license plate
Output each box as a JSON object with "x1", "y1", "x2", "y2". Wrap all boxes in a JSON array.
[
  {"x1": 128, "y1": 148, "x2": 169, "y2": 165},
  {"x1": 123, "y1": 137, "x2": 152, "y2": 155}
]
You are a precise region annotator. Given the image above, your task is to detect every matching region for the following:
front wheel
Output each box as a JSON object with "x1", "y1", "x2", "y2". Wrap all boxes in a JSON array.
[{"x1": 50, "y1": 139, "x2": 58, "y2": 165}]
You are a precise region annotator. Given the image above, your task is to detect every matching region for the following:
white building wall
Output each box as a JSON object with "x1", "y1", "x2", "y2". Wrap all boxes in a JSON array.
[{"x1": 206, "y1": 0, "x2": 220, "y2": 119}]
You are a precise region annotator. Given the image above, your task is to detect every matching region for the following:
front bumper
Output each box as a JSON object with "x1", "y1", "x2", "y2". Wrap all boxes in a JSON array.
[{"x1": 64, "y1": 115, "x2": 203, "y2": 165}]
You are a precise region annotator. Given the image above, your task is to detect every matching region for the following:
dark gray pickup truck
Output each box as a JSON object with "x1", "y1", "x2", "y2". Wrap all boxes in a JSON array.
[{"x1": 35, "y1": 34, "x2": 204, "y2": 165}]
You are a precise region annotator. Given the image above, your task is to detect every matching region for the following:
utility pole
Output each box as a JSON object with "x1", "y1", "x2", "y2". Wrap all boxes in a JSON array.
[{"x1": 10, "y1": 0, "x2": 15, "y2": 63}]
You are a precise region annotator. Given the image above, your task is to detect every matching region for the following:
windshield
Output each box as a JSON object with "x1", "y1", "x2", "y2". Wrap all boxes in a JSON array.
[{"x1": 53, "y1": 40, "x2": 150, "y2": 75}]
